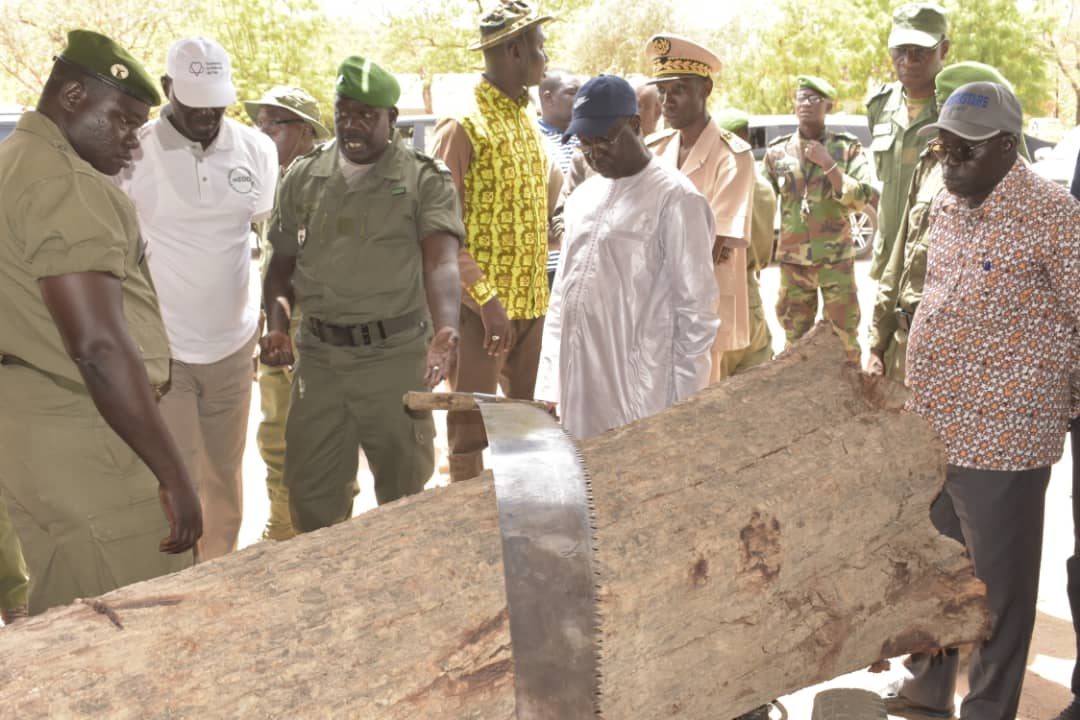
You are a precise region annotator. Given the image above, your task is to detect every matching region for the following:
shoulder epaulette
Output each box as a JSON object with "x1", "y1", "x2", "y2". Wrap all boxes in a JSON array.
[
  {"x1": 718, "y1": 127, "x2": 751, "y2": 154},
  {"x1": 409, "y1": 144, "x2": 453, "y2": 175},
  {"x1": 767, "y1": 132, "x2": 795, "y2": 147}
]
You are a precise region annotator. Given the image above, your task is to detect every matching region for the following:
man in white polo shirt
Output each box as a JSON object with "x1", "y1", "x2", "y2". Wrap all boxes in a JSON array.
[{"x1": 117, "y1": 37, "x2": 277, "y2": 561}]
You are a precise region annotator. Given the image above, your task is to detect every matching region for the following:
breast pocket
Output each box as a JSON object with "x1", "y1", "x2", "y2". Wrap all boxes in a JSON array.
[{"x1": 869, "y1": 134, "x2": 895, "y2": 175}]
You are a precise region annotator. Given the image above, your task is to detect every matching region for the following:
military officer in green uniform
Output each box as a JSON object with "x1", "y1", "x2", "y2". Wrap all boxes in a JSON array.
[
  {"x1": 867, "y1": 62, "x2": 1024, "y2": 380},
  {"x1": 245, "y1": 85, "x2": 330, "y2": 541},
  {"x1": 0, "y1": 30, "x2": 201, "y2": 614},
  {"x1": 261, "y1": 56, "x2": 465, "y2": 532},
  {"x1": 866, "y1": 2, "x2": 950, "y2": 281},
  {"x1": 715, "y1": 108, "x2": 777, "y2": 372},
  {"x1": 762, "y1": 75, "x2": 875, "y2": 363}
]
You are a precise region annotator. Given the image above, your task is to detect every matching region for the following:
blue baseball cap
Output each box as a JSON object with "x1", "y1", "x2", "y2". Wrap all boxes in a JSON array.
[{"x1": 562, "y1": 75, "x2": 638, "y2": 144}]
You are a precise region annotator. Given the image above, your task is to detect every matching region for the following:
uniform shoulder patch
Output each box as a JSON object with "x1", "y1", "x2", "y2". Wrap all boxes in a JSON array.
[
  {"x1": 768, "y1": 132, "x2": 795, "y2": 147},
  {"x1": 865, "y1": 82, "x2": 895, "y2": 114},
  {"x1": 644, "y1": 127, "x2": 677, "y2": 148},
  {"x1": 410, "y1": 145, "x2": 453, "y2": 175},
  {"x1": 718, "y1": 127, "x2": 751, "y2": 154}
]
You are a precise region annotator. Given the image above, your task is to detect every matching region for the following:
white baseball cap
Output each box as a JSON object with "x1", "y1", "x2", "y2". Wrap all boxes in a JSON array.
[{"x1": 165, "y1": 37, "x2": 237, "y2": 108}]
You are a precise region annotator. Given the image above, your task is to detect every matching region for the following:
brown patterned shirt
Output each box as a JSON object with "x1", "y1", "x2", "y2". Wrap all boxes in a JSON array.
[{"x1": 906, "y1": 160, "x2": 1080, "y2": 470}]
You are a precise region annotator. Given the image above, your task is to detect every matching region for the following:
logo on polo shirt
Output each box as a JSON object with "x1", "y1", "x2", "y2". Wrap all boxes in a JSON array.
[{"x1": 228, "y1": 167, "x2": 255, "y2": 194}]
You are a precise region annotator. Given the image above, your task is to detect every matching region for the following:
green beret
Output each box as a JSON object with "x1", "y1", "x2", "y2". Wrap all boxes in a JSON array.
[
  {"x1": 715, "y1": 108, "x2": 750, "y2": 133},
  {"x1": 797, "y1": 75, "x2": 836, "y2": 100},
  {"x1": 336, "y1": 56, "x2": 400, "y2": 108},
  {"x1": 935, "y1": 62, "x2": 1011, "y2": 106},
  {"x1": 57, "y1": 29, "x2": 161, "y2": 106}
]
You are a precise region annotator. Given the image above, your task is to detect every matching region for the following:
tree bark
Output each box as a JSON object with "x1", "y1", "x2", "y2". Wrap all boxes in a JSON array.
[{"x1": 0, "y1": 324, "x2": 988, "y2": 718}]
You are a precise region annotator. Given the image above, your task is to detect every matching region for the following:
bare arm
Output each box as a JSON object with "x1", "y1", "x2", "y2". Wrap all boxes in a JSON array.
[
  {"x1": 421, "y1": 232, "x2": 462, "y2": 387},
  {"x1": 38, "y1": 272, "x2": 201, "y2": 553},
  {"x1": 259, "y1": 252, "x2": 297, "y2": 367}
]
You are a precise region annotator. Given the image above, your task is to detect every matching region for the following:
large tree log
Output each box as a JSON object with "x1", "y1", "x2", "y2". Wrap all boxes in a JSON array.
[{"x1": 0, "y1": 324, "x2": 988, "y2": 718}]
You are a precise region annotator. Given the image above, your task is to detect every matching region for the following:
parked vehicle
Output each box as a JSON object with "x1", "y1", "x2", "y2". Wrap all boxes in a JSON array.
[
  {"x1": 1032, "y1": 124, "x2": 1080, "y2": 188},
  {"x1": 396, "y1": 114, "x2": 438, "y2": 153},
  {"x1": 0, "y1": 108, "x2": 21, "y2": 143}
]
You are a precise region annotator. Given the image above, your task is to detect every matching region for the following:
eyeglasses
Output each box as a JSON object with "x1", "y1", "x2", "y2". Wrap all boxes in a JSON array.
[
  {"x1": 889, "y1": 42, "x2": 942, "y2": 61},
  {"x1": 578, "y1": 117, "x2": 629, "y2": 150},
  {"x1": 926, "y1": 136, "x2": 1000, "y2": 163},
  {"x1": 255, "y1": 118, "x2": 305, "y2": 130},
  {"x1": 794, "y1": 94, "x2": 826, "y2": 106}
]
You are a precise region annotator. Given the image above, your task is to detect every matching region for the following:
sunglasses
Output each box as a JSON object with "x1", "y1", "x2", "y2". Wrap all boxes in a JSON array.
[
  {"x1": 926, "y1": 136, "x2": 1002, "y2": 163},
  {"x1": 794, "y1": 94, "x2": 826, "y2": 106},
  {"x1": 889, "y1": 42, "x2": 942, "y2": 61}
]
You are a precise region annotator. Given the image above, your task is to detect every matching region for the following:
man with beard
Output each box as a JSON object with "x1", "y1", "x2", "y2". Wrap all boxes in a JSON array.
[
  {"x1": 431, "y1": 0, "x2": 558, "y2": 483},
  {"x1": 866, "y1": 3, "x2": 949, "y2": 281},
  {"x1": 891, "y1": 81, "x2": 1080, "y2": 720},
  {"x1": 261, "y1": 57, "x2": 463, "y2": 532},
  {"x1": 645, "y1": 34, "x2": 755, "y2": 382},
  {"x1": 245, "y1": 86, "x2": 330, "y2": 542},
  {"x1": 0, "y1": 29, "x2": 201, "y2": 615},
  {"x1": 762, "y1": 75, "x2": 874, "y2": 363},
  {"x1": 117, "y1": 37, "x2": 278, "y2": 561},
  {"x1": 534, "y1": 75, "x2": 718, "y2": 440}
]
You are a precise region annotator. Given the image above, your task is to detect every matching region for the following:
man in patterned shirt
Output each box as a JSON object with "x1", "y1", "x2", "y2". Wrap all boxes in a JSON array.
[
  {"x1": 887, "y1": 82, "x2": 1080, "y2": 720},
  {"x1": 431, "y1": 0, "x2": 560, "y2": 483}
]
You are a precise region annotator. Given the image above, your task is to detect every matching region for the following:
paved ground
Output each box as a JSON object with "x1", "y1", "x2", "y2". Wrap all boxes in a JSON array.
[{"x1": 235, "y1": 257, "x2": 1075, "y2": 718}]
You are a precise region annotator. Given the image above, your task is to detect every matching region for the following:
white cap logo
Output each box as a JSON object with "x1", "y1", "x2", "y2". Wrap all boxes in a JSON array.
[{"x1": 573, "y1": 95, "x2": 589, "y2": 109}]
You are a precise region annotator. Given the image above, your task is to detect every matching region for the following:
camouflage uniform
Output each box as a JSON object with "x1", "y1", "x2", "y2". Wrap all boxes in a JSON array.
[
  {"x1": 868, "y1": 148, "x2": 942, "y2": 380},
  {"x1": 763, "y1": 131, "x2": 874, "y2": 361}
]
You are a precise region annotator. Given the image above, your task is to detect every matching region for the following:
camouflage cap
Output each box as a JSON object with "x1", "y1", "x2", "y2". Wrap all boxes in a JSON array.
[
  {"x1": 336, "y1": 56, "x2": 400, "y2": 108},
  {"x1": 934, "y1": 62, "x2": 1011, "y2": 107},
  {"x1": 469, "y1": 0, "x2": 555, "y2": 52},
  {"x1": 645, "y1": 34, "x2": 721, "y2": 83},
  {"x1": 715, "y1": 108, "x2": 750, "y2": 133},
  {"x1": 57, "y1": 29, "x2": 161, "y2": 106},
  {"x1": 245, "y1": 85, "x2": 330, "y2": 139},
  {"x1": 797, "y1": 75, "x2": 837, "y2": 100},
  {"x1": 888, "y1": 3, "x2": 948, "y2": 48}
]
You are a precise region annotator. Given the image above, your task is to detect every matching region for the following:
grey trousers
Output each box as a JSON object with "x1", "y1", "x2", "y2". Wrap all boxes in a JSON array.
[{"x1": 898, "y1": 464, "x2": 1050, "y2": 720}]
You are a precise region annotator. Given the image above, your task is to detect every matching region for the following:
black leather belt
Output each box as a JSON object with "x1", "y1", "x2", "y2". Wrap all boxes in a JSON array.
[{"x1": 308, "y1": 310, "x2": 426, "y2": 347}]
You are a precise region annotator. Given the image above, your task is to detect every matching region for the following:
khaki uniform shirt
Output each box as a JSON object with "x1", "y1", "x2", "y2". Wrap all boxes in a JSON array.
[
  {"x1": 649, "y1": 121, "x2": 755, "y2": 355},
  {"x1": 865, "y1": 81, "x2": 939, "y2": 280},
  {"x1": 268, "y1": 134, "x2": 465, "y2": 325},
  {"x1": 0, "y1": 111, "x2": 170, "y2": 387}
]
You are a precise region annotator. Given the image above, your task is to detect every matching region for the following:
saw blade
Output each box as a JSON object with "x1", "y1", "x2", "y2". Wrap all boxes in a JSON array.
[{"x1": 477, "y1": 399, "x2": 602, "y2": 719}]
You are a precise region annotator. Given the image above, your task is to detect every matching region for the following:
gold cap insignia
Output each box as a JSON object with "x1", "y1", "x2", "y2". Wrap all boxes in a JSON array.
[
  {"x1": 110, "y1": 63, "x2": 129, "y2": 80},
  {"x1": 651, "y1": 37, "x2": 671, "y2": 56}
]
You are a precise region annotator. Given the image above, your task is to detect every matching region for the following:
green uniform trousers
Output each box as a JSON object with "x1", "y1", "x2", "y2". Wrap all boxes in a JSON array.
[
  {"x1": 0, "y1": 494, "x2": 29, "y2": 614},
  {"x1": 283, "y1": 321, "x2": 435, "y2": 532},
  {"x1": 718, "y1": 270, "x2": 775, "y2": 377},
  {"x1": 776, "y1": 259, "x2": 861, "y2": 363},
  {"x1": 255, "y1": 315, "x2": 302, "y2": 541},
  {"x1": 882, "y1": 327, "x2": 909, "y2": 381},
  {"x1": 0, "y1": 364, "x2": 191, "y2": 615}
]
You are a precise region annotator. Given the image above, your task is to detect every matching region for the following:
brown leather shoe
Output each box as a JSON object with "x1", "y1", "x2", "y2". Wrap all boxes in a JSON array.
[{"x1": 1, "y1": 605, "x2": 28, "y2": 625}]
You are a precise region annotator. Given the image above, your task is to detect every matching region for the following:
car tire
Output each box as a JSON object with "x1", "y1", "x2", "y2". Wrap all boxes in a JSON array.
[
  {"x1": 849, "y1": 206, "x2": 877, "y2": 260},
  {"x1": 810, "y1": 688, "x2": 887, "y2": 720}
]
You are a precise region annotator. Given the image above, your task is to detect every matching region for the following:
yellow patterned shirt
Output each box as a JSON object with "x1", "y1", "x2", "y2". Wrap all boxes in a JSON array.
[{"x1": 458, "y1": 80, "x2": 550, "y2": 319}]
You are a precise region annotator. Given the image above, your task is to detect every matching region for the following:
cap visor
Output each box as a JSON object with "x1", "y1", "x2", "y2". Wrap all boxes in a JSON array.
[
  {"x1": 646, "y1": 74, "x2": 703, "y2": 85},
  {"x1": 562, "y1": 115, "x2": 619, "y2": 144},
  {"x1": 467, "y1": 15, "x2": 555, "y2": 51},
  {"x1": 172, "y1": 79, "x2": 237, "y2": 109},
  {"x1": 888, "y1": 27, "x2": 941, "y2": 48},
  {"x1": 918, "y1": 120, "x2": 1001, "y2": 141}
]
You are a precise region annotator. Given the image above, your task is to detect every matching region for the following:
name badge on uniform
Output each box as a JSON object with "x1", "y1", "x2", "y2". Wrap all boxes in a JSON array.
[
  {"x1": 298, "y1": 225, "x2": 307, "y2": 247},
  {"x1": 391, "y1": 186, "x2": 406, "y2": 196}
]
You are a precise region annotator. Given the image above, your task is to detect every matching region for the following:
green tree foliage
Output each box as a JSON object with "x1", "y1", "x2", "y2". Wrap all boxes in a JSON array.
[{"x1": 547, "y1": 0, "x2": 687, "y2": 76}]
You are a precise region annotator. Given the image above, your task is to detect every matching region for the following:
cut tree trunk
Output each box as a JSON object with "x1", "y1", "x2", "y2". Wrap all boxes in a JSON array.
[{"x1": 0, "y1": 324, "x2": 988, "y2": 719}]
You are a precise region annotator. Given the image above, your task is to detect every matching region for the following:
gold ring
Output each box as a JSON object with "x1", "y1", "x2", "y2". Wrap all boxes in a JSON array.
[{"x1": 491, "y1": 335, "x2": 501, "y2": 341}]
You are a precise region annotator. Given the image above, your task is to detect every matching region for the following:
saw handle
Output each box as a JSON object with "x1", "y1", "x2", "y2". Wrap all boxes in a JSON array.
[{"x1": 404, "y1": 391, "x2": 481, "y2": 412}]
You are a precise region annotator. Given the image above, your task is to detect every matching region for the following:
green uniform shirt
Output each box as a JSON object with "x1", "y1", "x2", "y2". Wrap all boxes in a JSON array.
[
  {"x1": 0, "y1": 111, "x2": 170, "y2": 387},
  {"x1": 269, "y1": 133, "x2": 465, "y2": 325},
  {"x1": 868, "y1": 149, "x2": 943, "y2": 353},
  {"x1": 865, "y1": 81, "x2": 939, "y2": 280},
  {"x1": 762, "y1": 130, "x2": 874, "y2": 266}
]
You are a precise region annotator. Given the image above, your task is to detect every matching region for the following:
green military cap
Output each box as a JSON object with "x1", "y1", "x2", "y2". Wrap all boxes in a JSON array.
[
  {"x1": 888, "y1": 3, "x2": 948, "y2": 48},
  {"x1": 715, "y1": 108, "x2": 750, "y2": 133},
  {"x1": 56, "y1": 29, "x2": 161, "y2": 106},
  {"x1": 934, "y1": 62, "x2": 1011, "y2": 106},
  {"x1": 335, "y1": 56, "x2": 400, "y2": 108},
  {"x1": 797, "y1": 75, "x2": 837, "y2": 100},
  {"x1": 245, "y1": 85, "x2": 331, "y2": 139}
]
